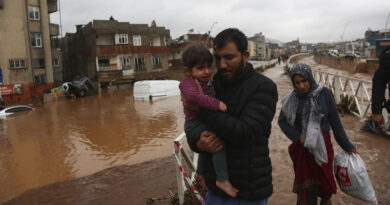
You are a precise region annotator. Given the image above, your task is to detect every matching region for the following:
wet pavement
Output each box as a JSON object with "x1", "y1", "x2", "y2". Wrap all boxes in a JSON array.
[{"x1": 1, "y1": 60, "x2": 390, "y2": 204}]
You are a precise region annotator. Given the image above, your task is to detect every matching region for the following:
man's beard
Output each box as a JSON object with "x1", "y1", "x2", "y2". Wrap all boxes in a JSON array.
[{"x1": 220, "y1": 58, "x2": 246, "y2": 84}]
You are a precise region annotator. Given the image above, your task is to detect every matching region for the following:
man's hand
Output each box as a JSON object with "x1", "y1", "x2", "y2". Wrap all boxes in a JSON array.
[
  {"x1": 372, "y1": 114, "x2": 384, "y2": 128},
  {"x1": 196, "y1": 131, "x2": 224, "y2": 153},
  {"x1": 219, "y1": 102, "x2": 227, "y2": 112}
]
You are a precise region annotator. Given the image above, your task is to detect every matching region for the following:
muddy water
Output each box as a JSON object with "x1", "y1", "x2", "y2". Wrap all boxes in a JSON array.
[{"x1": 0, "y1": 88, "x2": 185, "y2": 203}]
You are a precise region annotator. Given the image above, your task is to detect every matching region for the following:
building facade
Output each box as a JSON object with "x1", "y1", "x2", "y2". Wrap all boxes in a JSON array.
[
  {"x1": 0, "y1": 0, "x2": 60, "y2": 104},
  {"x1": 168, "y1": 33, "x2": 213, "y2": 70},
  {"x1": 365, "y1": 29, "x2": 390, "y2": 58},
  {"x1": 248, "y1": 32, "x2": 267, "y2": 60},
  {"x1": 61, "y1": 18, "x2": 171, "y2": 87}
]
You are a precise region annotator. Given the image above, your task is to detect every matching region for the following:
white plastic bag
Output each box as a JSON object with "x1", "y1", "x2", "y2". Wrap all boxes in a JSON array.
[{"x1": 334, "y1": 151, "x2": 377, "y2": 204}]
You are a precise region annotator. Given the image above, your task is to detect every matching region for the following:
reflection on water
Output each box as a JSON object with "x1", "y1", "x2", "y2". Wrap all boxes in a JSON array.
[{"x1": 0, "y1": 88, "x2": 184, "y2": 203}]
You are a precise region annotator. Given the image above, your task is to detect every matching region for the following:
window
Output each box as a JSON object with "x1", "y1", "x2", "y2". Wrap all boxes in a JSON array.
[
  {"x1": 28, "y1": 6, "x2": 40, "y2": 20},
  {"x1": 30, "y1": 33, "x2": 42, "y2": 47},
  {"x1": 121, "y1": 57, "x2": 130, "y2": 70},
  {"x1": 34, "y1": 74, "x2": 46, "y2": 84},
  {"x1": 133, "y1": 35, "x2": 141, "y2": 46},
  {"x1": 134, "y1": 57, "x2": 145, "y2": 71},
  {"x1": 152, "y1": 57, "x2": 161, "y2": 69},
  {"x1": 9, "y1": 59, "x2": 26, "y2": 69},
  {"x1": 118, "y1": 34, "x2": 128, "y2": 44},
  {"x1": 150, "y1": 40, "x2": 153, "y2": 47},
  {"x1": 52, "y1": 58, "x2": 59, "y2": 67},
  {"x1": 0, "y1": 0, "x2": 3, "y2": 9},
  {"x1": 32, "y1": 59, "x2": 45, "y2": 68}
]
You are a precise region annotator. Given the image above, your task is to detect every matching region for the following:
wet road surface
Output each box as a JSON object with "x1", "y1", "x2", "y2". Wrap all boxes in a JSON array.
[{"x1": 2, "y1": 61, "x2": 390, "y2": 204}]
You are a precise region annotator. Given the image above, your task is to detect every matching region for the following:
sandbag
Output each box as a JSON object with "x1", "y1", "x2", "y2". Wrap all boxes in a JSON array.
[{"x1": 334, "y1": 151, "x2": 377, "y2": 204}]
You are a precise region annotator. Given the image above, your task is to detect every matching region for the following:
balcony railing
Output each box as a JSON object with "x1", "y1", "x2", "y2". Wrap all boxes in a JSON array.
[
  {"x1": 50, "y1": 23, "x2": 59, "y2": 36},
  {"x1": 135, "y1": 64, "x2": 145, "y2": 71},
  {"x1": 97, "y1": 45, "x2": 170, "y2": 56},
  {"x1": 98, "y1": 64, "x2": 117, "y2": 71},
  {"x1": 152, "y1": 63, "x2": 162, "y2": 69},
  {"x1": 47, "y1": 0, "x2": 57, "y2": 13}
]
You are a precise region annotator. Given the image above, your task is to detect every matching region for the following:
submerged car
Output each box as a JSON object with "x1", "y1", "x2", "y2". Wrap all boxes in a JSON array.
[
  {"x1": 0, "y1": 105, "x2": 34, "y2": 117},
  {"x1": 344, "y1": 51, "x2": 360, "y2": 58},
  {"x1": 62, "y1": 76, "x2": 97, "y2": 97}
]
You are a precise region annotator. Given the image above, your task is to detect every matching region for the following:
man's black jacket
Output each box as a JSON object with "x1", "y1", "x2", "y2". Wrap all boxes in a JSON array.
[
  {"x1": 187, "y1": 63, "x2": 278, "y2": 201},
  {"x1": 372, "y1": 49, "x2": 390, "y2": 114}
]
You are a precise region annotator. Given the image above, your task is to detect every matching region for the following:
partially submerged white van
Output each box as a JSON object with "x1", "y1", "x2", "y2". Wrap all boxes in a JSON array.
[{"x1": 133, "y1": 80, "x2": 180, "y2": 100}]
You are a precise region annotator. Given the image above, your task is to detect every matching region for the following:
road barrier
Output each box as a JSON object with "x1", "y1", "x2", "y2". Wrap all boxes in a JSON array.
[
  {"x1": 173, "y1": 133, "x2": 203, "y2": 205},
  {"x1": 249, "y1": 59, "x2": 278, "y2": 72}
]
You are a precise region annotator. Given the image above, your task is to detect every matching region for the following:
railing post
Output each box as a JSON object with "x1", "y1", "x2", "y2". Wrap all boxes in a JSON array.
[
  {"x1": 359, "y1": 82, "x2": 364, "y2": 118},
  {"x1": 175, "y1": 142, "x2": 185, "y2": 205},
  {"x1": 334, "y1": 76, "x2": 341, "y2": 104}
]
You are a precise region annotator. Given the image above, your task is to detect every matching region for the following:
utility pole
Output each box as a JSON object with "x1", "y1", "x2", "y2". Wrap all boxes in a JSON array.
[{"x1": 340, "y1": 21, "x2": 351, "y2": 53}]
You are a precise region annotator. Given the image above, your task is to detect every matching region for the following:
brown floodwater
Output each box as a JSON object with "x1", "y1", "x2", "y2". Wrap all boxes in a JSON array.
[{"x1": 0, "y1": 88, "x2": 185, "y2": 203}]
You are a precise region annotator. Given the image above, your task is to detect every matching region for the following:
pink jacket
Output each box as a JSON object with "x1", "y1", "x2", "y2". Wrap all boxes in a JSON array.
[{"x1": 179, "y1": 76, "x2": 220, "y2": 120}]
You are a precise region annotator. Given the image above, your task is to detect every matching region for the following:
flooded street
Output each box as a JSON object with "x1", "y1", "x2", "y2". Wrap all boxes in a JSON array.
[
  {"x1": 1, "y1": 60, "x2": 390, "y2": 204},
  {"x1": 0, "y1": 88, "x2": 184, "y2": 203}
]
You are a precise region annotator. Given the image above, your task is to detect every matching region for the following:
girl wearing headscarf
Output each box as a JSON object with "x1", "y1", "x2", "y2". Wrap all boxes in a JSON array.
[{"x1": 278, "y1": 64, "x2": 357, "y2": 205}]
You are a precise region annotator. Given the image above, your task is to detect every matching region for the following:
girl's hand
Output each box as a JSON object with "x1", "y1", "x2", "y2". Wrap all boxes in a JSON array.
[
  {"x1": 300, "y1": 134, "x2": 305, "y2": 145},
  {"x1": 219, "y1": 102, "x2": 227, "y2": 112}
]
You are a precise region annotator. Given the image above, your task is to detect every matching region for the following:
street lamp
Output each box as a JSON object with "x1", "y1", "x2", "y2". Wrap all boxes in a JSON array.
[{"x1": 205, "y1": 21, "x2": 218, "y2": 47}]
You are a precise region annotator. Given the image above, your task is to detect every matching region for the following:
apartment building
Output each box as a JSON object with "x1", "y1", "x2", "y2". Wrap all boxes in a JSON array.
[
  {"x1": 0, "y1": 0, "x2": 60, "y2": 104},
  {"x1": 248, "y1": 32, "x2": 267, "y2": 60},
  {"x1": 61, "y1": 18, "x2": 171, "y2": 87},
  {"x1": 169, "y1": 33, "x2": 213, "y2": 70}
]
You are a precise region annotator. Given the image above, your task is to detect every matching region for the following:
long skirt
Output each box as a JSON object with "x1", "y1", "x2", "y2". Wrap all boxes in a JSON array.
[{"x1": 288, "y1": 132, "x2": 336, "y2": 205}]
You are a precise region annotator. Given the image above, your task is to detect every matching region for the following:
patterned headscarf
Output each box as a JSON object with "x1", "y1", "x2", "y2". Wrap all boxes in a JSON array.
[{"x1": 281, "y1": 64, "x2": 328, "y2": 165}]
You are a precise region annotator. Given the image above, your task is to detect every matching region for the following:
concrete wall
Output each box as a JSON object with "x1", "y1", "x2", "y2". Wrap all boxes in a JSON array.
[{"x1": 314, "y1": 56, "x2": 361, "y2": 73}]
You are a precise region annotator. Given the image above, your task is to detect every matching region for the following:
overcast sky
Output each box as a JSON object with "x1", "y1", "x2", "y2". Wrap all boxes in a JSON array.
[{"x1": 51, "y1": 0, "x2": 390, "y2": 43}]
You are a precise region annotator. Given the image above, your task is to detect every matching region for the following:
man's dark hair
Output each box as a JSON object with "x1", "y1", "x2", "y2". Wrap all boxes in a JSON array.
[
  {"x1": 182, "y1": 44, "x2": 213, "y2": 69},
  {"x1": 213, "y1": 28, "x2": 248, "y2": 54}
]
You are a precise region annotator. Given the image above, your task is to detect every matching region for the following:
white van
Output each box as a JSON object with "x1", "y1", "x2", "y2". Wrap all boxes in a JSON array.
[{"x1": 133, "y1": 80, "x2": 180, "y2": 100}]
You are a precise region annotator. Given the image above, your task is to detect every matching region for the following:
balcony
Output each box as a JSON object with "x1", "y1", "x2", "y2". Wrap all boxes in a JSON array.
[
  {"x1": 98, "y1": 64, "x2": 118, "y2": 71},
  {"x1": 47, "y1": 0, "x2": 57, "y2": 13},
  {"x1": 50, "y1": 23, "x2": 59, "y2": 36},
  {"x1": 97, "y1": 45, "x2": 170, "y2": 56}
]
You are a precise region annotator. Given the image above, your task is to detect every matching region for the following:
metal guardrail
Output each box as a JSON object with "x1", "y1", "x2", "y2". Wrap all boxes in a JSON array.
[
  {"x1": 286, "y1": 54, "x2": 390, "y2": 133},
  {"x1": 313, "y1": 70, "x2": 390, "y2": 132},
  {"x1": 174, "y1": 133, "x2": 200, "y2": 205},
  {"x1": 249, "y1": 59, "x2": 278, "y2": 70}
]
